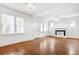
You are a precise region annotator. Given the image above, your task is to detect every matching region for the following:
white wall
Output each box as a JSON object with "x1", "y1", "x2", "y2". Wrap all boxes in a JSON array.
[
  {"x1": 32, "y1": 18, "x2": 48, "y2": 38},
  {"x1": 62, "y1": 16, "x2": 79, "y2": 37},
  {"x1": 0, "y1": 5, "x2": 33, "y2": 47},
  {"x1": 33, "y1": 16, "x2": 79, "y2": 38}
]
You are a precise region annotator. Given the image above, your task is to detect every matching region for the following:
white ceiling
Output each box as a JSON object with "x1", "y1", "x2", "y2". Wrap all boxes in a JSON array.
[
  {"x1": 0, "y1": 3, "x2": 79, "y2": 18},
  {"x1": 33, "y1": 3, "x2": 79, "y2": 18},
  {"x1": 0, "y1": 3, "x2": 33, "y2": 15}
]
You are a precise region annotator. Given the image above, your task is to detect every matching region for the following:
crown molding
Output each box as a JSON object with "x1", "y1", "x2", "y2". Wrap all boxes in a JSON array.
[{"x1": 0, "y1": 4, "x2": 32, "y2": 16}]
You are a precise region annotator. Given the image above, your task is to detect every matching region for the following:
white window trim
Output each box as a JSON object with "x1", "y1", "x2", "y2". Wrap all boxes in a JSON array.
[{"x1": 1, "y1": 14, "x2": 25, "y2": 35}]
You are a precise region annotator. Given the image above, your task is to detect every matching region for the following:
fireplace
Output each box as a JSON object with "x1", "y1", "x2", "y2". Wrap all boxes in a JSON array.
[{"x1": 55, "y1": 30, "x2": 66, "y2": 36}]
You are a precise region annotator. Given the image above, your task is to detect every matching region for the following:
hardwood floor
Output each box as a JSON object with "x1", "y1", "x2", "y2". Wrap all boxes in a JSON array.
[{"x1": 0, "y1": 36, "x2": 79, "y2": 55}]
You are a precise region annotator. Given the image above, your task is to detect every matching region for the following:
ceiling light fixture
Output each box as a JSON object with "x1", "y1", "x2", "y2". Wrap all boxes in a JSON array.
[
  {"x1": 25, "y1": 3, "x2": 36, "y2": 11},
  {"x1": 54, "y1": 16, "x2": 59, "y2": 21},
  {"x1": 48, "y1": 16, "x2": 59, "y2": 21}
]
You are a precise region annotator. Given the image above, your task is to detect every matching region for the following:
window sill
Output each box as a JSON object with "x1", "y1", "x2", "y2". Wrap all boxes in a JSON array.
[{"x1": 1, "y1": 33, "x2": 25, "y2": 36}]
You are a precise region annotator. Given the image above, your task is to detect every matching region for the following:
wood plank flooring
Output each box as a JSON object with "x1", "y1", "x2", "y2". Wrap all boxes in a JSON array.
[{"x1": 0, "y1": 36, "x2": 79, "y2": 55}]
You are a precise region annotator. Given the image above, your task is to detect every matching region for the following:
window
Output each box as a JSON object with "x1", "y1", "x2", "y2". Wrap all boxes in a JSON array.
[
  {"x1": 2, "y1": 14, "x2": 15, "y2": 34},
  {"x1": 69, "y1": 21, "x2": 76, "y2": 27},
  {"x1": 40, "y1": 23, "x2": 48, "y2": 32},
  {"x1": 2, "y1": 14, "x2": 24, "y2": 34},
  {"x1": 49, "y1": 23, "x2": 54, "y2": 31},
  {"x1": 16, "y1": 17, "x2": 24, "y2": 33},
  {"x1": 40, "y1": 23, "x2": 44, "y2": 32},
  {"x1": 44, "y1": 23, "x2": 48, "y2": 32}
]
